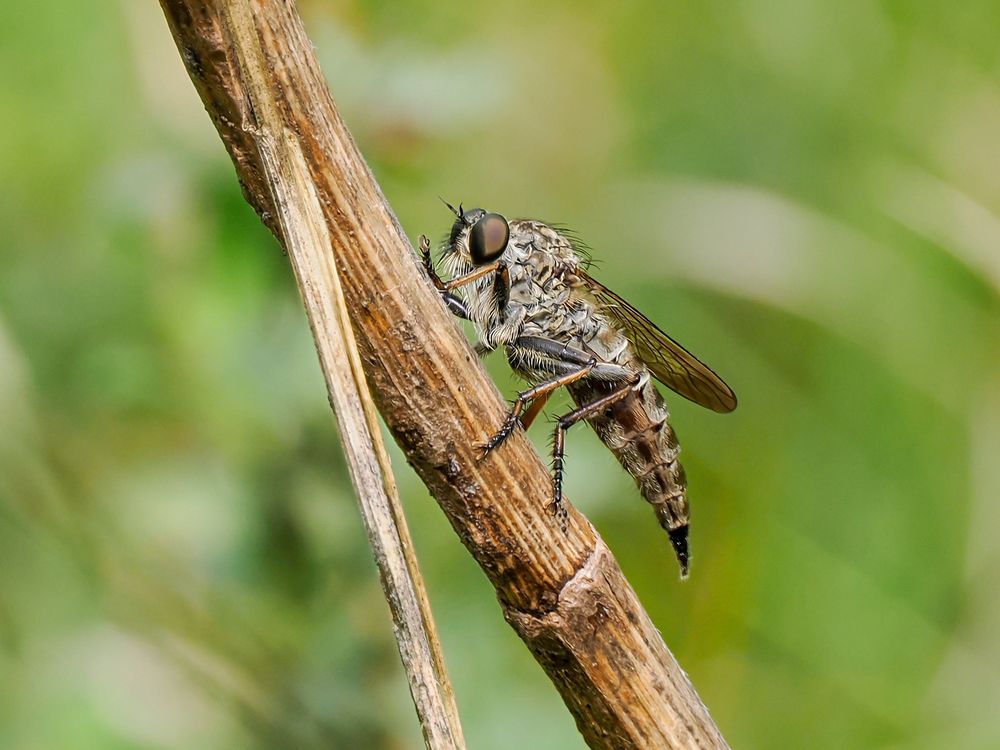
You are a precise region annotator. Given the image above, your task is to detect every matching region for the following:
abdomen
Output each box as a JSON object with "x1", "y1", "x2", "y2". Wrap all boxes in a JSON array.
[{"x1": 567, "y1": 378, "x2": 692, "y2": 576}]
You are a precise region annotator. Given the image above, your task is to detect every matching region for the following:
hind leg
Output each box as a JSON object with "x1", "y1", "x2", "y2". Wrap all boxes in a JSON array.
[{"x1": 549, "y1": 377, "x2": 640, "y2": 528}]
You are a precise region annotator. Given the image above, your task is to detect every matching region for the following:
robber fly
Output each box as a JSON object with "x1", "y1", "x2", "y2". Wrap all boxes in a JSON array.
[{"x1": 419, "y1": 204, "x2": 736, "y2": 577}]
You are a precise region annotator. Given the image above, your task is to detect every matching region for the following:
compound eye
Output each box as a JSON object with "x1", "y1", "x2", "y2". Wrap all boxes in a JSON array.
[{"x1": 468, "y1": 213, "x2": 510, "y2": 265}]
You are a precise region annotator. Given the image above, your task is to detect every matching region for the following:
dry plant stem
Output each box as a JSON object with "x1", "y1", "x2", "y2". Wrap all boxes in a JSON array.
[{"x1": 157, "y1": 1, "x2": 730, "y2": 748}]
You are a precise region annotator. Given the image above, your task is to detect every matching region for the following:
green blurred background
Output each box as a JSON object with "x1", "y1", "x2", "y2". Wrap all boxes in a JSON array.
[{"x1": 2, "y1": 1, "x2": 999, "y2": 748}]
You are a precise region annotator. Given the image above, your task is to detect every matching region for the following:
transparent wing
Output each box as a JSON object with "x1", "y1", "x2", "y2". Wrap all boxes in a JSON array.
[{"x1": 578, "y1": 269, "x2": 737, "y2": 413}]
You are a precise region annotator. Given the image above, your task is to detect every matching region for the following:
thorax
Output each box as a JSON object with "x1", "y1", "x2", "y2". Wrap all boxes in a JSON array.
[{"x1": 445, "y1": 220, "x2": 640, "y2": 381}]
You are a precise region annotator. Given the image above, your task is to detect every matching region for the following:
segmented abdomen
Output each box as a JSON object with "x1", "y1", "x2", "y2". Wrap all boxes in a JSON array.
[{"x1": 567, "y1": 378, "x2": 692, "y2": 576}]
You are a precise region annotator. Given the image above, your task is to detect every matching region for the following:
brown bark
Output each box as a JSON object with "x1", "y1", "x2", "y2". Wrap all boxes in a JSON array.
[{"x1": 157, "y1": 1, "x2": 730, "y2": 747}]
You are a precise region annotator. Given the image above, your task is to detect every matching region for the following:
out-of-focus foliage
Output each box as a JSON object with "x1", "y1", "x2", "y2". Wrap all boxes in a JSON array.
[{"x1": 2, "y1": 0, "x2": 999, "y2": 747}]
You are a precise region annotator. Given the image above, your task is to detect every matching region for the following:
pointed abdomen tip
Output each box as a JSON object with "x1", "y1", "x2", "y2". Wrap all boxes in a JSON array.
[{"x1": 668, "y1": 525, "x2": 690, "y2": 579}]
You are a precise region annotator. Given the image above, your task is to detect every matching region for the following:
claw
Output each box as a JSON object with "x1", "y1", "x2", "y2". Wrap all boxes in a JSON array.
[
  {"x1": 474, "y1": 440, "x2": 492, "y2": 462},
  {"x1": 479, "y1": 409, "x2": 523, "y2": 458},
  {"x1": 548, "y1": 494, "x2": 569, "y2": 532},
  {"x1": 418, "y1": 235, "x2": 431, "y2": 267},
  {"x1": 419, "y1": 234, "x2": 448, "y2": 292}
]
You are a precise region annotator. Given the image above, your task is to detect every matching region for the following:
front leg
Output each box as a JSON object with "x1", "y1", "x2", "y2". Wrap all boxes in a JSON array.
[
  {"x1": 420, "y1": 231, "x2": 501, "y2": 293},
  {"x1": 419, "y1": 235, "x2": 470, "y2": 320}
]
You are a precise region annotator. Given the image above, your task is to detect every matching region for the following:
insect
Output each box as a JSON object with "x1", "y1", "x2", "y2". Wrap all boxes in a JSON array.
[{"x1": 419, "y1": 204, "x2": 736, "y2": 577}]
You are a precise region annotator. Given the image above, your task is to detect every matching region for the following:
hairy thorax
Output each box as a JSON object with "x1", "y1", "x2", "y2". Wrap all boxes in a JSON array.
[{"x1": 447, "y1": 219, "x2": 639, "y2": 384}]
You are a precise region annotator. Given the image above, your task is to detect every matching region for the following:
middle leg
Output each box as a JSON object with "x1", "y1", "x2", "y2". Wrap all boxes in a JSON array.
[
  {"x1": 482, "y1": 335, "x2": 635, "y2": 456},
  {"x1": 479, "y1": 361, "x2": 596, "y2": 457}
]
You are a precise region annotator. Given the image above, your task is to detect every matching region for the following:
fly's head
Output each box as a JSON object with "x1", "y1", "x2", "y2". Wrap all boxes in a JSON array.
[{"x1": 443, "y1": 201, "x2": 511, "y2": 269}]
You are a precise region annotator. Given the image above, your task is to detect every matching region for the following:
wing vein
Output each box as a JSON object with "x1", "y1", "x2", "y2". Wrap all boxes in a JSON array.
[{"x1": 577, "y1": 270, "x2": 737, "y2": 413}]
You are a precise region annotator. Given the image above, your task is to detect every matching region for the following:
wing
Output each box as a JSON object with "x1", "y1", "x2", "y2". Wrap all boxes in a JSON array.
[{"x1": 577, "y1": 269, "x2": 737, "y2": 413}]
